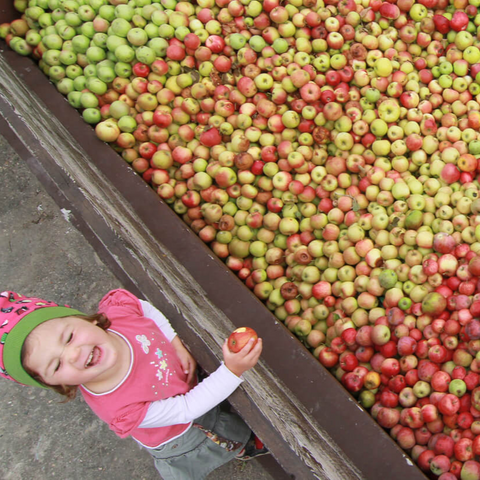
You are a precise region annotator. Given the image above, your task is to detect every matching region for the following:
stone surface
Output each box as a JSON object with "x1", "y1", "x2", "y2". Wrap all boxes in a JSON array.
[{"x1": 0, "y1": 134, "x2": 274, "y2": 480}]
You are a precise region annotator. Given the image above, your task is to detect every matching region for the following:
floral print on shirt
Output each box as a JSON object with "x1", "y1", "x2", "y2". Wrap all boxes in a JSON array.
[{"x1": 136, "y1": 331, "x2": 175, "y2": 396}]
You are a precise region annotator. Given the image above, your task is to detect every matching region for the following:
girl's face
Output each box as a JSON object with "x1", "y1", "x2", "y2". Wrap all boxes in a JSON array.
[{"x1": 23, "y1": 316, "x2": 125, "y2": 390}]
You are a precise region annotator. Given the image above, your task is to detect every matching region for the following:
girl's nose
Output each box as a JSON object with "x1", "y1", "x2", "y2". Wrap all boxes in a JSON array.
[{"x1": 65, "y1": 344, "x2": 81, "y2": 364}]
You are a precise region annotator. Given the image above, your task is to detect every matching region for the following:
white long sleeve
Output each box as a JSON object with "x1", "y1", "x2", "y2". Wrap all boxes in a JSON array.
[
  {"x1": 139, "y1": 363, "x2": 243, "y2": 428},
  {"x1": 139, "y1": 299, "x2": 177, "y2": 342}
]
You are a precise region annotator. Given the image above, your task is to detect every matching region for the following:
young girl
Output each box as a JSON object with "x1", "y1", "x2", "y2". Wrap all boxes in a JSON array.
[{"x1": 0, "y1": 289, "x2": 268, "y2": 479}]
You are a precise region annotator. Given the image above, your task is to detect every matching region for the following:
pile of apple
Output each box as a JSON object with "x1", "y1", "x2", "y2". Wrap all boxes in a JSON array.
[{"x1": 7, "y1": 0, "x2": 480, "y2": 476}]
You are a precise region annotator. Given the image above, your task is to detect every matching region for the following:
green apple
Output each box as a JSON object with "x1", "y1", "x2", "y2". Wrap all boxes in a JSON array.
[
  {"x1": 43, "y1": 25, "x2": 57, "y2": 36},
  {"x1": 115, "y1": 45, "x2": 135, "y2": 62},
  {"x1": 148, "y1": 37, "x2": 168, "y2": 56},
  {"x1": 42, "y1": 33, "x2": 63, "y2": 50},
  {"x1": 161, "y1": 0, "x2": 177, "y2": 9},
  {"x1": 42, "y1": 49, "x2": 61, "y2": 66},
  {"x1": 59, "y1": 49, "x2": 77, "y2": 65},
  {"x1": 25, "y1": 30, "x2": 42, "y2": 46},
  {"x1": 61, "y1": 40, "x2": 74, "y2": 52},
  {"x1": 453, "y1": 60, "x2": 469, "y2": 77},
  {"x1": 111, "y1": 17, "x2": 131, "y2": 37},
  {"x1": 25, "y1": 6, "x2": 44, "y2": 21},
  {"x1": 454, "y1": 31, "x2": 474, "y2": 50},
  {"x1": 409, "y1": 3, "x2": 427, "y2": 21},
  {"x1": 86, "y1": 77, "x2": 107, "y2": 95},
  {"x1": 65, "y1": 64, "x2": 82, "y2": 79},
  {"x1": 438, "y1": 61, "x2": 453, "y2": 75},
  {"x1": 391, "y1": 182, "x2": 411, "y2": 200},
  {"x1": 378, "y1": 99, "x2": 401, "y2": 123},
  {"x1": 83, "y1": 64, "x2": 97, "y2": 78},
  {"x1": 334, "y1": 132, "x2": 354, "y2": 151},
  {"x1": 82, "y1": 108, "x2": 102, "y2": 125},
  {"x1": 330, "y1": 53, "x2": 347, "y2": 70},
  {"x1": 247, "y1": 35, "x2": 264, "y2": 53},
  {"x1": 254, "y1": 73, "x2": 274, "y2": 91},
  {"x1": 80, "y1": 21, "x2": 95, "y2": 39},
  {"x1": 89, "y1": 0, "x2": 106, "y2": 11},
  {"x1": 92, "y1": 32, "x2": 108, "y2": 49},
  {"x1": 464, "y1": 46, "x2": 480, "y2": 64},
  {"x1": 365, "y1": 88, "x2": 381, "y2": 103},
  {"x1": 230, "y1": 33, "x2": 247, "y2": 50},
  {"x1": 38, "y1": 12, "x2": 54, "y2": 28},
  {"x1": 86, "y1": 46, "x2": 106, "y2": 64},
  {"x1": 73, "y1": 75, "x2": 87, "y2": 91},
  {"x1": 99, "y1": 5, "x2": 115, "y2": 22},
  {"x1": 272, "y1": 38, "x2": 289, "y2": 54},
  {"x1": 136, "y1": 46, "x2": 155, "y2": 64},
  {"x1": 109, "y1": 100, "x2": 131, "y2": 119},
  {"x1": 118, "y1": 115, "x2": 137, "y2": 133},
  {"x1": 71, "y1": 34, "x2": 90, "y2": 53},
  {"x1": 65, "y1": 12, "x2": 82, "y2": 28},
  {"x1": 127, "y1": 27, "x2": 148, "y2": 46},
  {"x1": 48, "y1": 64, "x2": 65, "y2": 81},
  {"x1": 80, "y1": 92, "x2": 99, "y2": 109},
  {"x1": 158, "y1": 24, "x2": 175, "y2": 38},
  {"x1": 144, "y1": 23, "x2": 159, "y2": 39},
  {"x1": 370, "y1": 118, "x2": 388, "y2": 137},
  {"x1": 151, "y1": 10, "x2": 168, "y2": 26},
  {"x1": 372, "y1": 139, "x2": 391, "y2": 156},
  {"x1": 78, "y1": 5, "x2": 95, "y2": 22},
  {"x1": 374, "y1": 58, "x2": 393, "y2": 77},
  {"x1": 114, "y1": 62, "x2": 132, "y2": 78},
  {"x1": 67, "y1": 91, "x2": 82, "y2": 108},
  {"x1": 56, "y1": 77, "x2": 74, "y2": 95},
  {"x1": 469, "y1": 140, "x2": 480, "y2": 155},
  {"x1": 449, "y1": 379, "x2": 467, "y2": 397},
  {"x1": 115, "y1": 4, "x2": 135, "y2": 20},
  {"x1": 97, "y1": 66, "x2": 115, "y2": 83},
  {"x1": 141, "y1": 4, "x2": 159, "y2": 21},
  {"x1": 51, "y1": 8, "x2": 64, "y2": 23},
  {"x1": 174, "y1": 26, "x2": 190, "y2": 41}
]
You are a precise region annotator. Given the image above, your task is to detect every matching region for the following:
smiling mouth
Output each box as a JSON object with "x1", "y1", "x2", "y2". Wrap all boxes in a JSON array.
[{"x1": 85, "y1": 347, "x2": 101, "y2": 368}]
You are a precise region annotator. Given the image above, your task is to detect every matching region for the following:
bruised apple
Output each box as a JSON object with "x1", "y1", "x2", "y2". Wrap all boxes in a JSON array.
[{"x1": 228, "y1": 327, "x2": 258, "y2": 353}]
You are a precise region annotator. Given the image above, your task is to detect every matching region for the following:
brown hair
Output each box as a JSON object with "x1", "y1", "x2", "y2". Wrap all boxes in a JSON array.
[{"x1": 21, "y1": 313, "x2": 111, "y2": 402}]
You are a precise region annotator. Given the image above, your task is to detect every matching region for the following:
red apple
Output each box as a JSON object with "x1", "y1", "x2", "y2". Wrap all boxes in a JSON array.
[{"x1": 227, "y1": 327, "x2": 258, "y2": 353}]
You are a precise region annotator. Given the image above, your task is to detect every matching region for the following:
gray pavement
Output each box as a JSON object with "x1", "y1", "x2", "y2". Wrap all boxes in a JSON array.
[{"x1": 0, "y1": 134, "x2": 275, "y2": 480}]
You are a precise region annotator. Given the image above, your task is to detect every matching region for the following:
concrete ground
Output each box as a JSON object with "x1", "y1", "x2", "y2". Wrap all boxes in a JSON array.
[{"x1": 0, "y1": 133, "x2": 275, "y2": 480}]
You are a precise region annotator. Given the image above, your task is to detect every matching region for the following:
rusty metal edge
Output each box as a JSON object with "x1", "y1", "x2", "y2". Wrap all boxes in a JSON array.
[{"x1": 0, "y1": 24, "x2": 429, "y2": 480}]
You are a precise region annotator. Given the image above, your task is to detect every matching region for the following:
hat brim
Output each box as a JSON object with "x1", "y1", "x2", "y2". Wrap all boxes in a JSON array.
[{"x1": 3, "y1": 306, "x2": 85, "y2": 388}]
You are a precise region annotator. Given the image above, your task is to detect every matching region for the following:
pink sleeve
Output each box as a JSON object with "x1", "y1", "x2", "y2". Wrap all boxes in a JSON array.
[
  {"x1": 98, "y1": 289, "x2": 144, "y2": 318},
  {"x1": 109, "y1": 402, "x2": 151, "y2": 438}
]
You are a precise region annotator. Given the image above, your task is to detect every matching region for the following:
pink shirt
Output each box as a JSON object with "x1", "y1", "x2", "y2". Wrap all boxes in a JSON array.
[{"x1": 80, "y1": 290, "x2": 192, "y2": 448}]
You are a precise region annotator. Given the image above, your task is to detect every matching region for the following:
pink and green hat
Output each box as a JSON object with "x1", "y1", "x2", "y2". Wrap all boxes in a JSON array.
[{"x1": 0, "y1": 291, "x2": 84, "y2": 388}]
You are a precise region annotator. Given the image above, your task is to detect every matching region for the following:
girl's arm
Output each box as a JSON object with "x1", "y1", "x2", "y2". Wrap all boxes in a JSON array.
[
  {"x1": 139, "y1": 363, "x2": 242, "y2": 428},
  {"x1": 139, "y1": 338, "x2": 262, "y2": 428}
]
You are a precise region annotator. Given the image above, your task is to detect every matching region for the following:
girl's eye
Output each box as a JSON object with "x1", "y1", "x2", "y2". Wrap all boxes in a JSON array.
[
  {"x1": 54, "y1": 361, "x2": 61, "y2": 373},
  {"x1": 67, "y1": 333, "x2": 73, "y2": 344}
]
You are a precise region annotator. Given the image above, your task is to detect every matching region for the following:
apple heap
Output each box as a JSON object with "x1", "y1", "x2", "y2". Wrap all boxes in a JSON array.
[{"x1": 7, "y1": 0, "x2": 480, "y2": 477}]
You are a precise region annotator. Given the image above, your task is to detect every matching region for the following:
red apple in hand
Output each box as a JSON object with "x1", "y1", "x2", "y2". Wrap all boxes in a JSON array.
[{"x1": 228, "y1": 327, "x2": 258, "y2": 353}]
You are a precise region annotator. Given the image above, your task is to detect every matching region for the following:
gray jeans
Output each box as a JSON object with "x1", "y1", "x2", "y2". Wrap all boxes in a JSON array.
[{"x1": 147, "y1": 406, "x2": 251, "y2": 480}]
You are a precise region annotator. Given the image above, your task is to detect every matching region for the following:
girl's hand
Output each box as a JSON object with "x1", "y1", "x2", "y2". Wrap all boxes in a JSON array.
[
  {"x1": 171, "y1": 337, "x2": 197, "y2": 386},
  {"x1": 222, "y1": 337, "x2": 263, "y2": 378}
]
